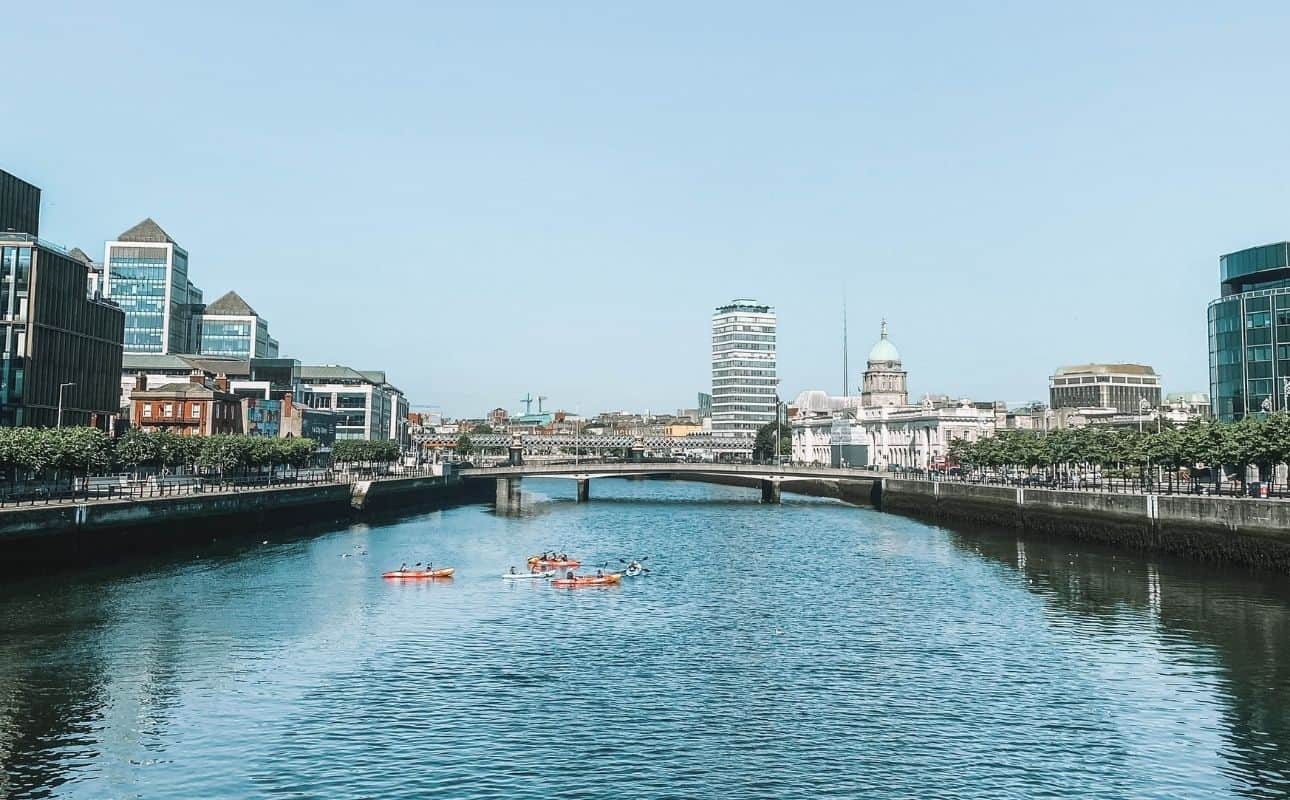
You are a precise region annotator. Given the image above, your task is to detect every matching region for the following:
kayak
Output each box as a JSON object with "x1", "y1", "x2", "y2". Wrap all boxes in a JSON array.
[
  {"x1": 624, "y1": 564, "x2": 643, "y2": 577},
  {"x1": 502, "y1": 570, "x2": 556, "y2": 580},
  {"x1": 382, "y1": 568, "x2": 455, "y2": 579},
  {"x1": 527, "y1": 558, "x2": 580, "y2": 568},
  {"x1": 552, "y1": 574, "x2": 622, "y2": 587}
]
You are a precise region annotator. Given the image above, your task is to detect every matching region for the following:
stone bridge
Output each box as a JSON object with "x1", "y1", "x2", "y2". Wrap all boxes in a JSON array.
[{"x1": 460, "y1": 462, "x2": 883, "y2": 504}]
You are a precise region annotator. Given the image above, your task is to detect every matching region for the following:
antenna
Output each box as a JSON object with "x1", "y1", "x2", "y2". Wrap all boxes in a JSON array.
[
  {"x1": 521, "y1": 393, "x2": 534, "y2": 415},
  {"x1": 842, "y1": 293, "x2": 849, "y2": 397}
]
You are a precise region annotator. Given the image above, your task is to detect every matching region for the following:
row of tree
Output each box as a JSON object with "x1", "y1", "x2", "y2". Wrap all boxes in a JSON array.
[
  {"x1": 0, "y1": 428, "x2": 323, "y2": 483},
  {"x1": 332, "y1": 438, "x2": 401, "y2": 466},
  {"x1": 947, "y1": 415, "x2": 1290, "y2": 488}
]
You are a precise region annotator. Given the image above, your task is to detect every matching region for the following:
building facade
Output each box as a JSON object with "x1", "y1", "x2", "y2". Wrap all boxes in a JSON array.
[
  {"x1": 711, "y1": 299, "x2": 776, "y2": 436},
  {"x1": 197, "y1": 291, "x2": 280, "y2": 359},
  {"x1": 1209, "y1": 242, "x2": 1290, "y2": 420},
  {"x1": 0, "y1": 169, "x2": 40, "y2": 237},
  {"x1": 0, "y1": 233, "x2": 125, "y2": 428},
  {"x1": 127, "y1": 372, "x2": 242, "y2": 436},
  {"x1": 103, "y1": 218, "x2": 204, "y2": 355},
  {"x1": 1049, "y1": 363, "x2": 1162, "y2": 414},
  {"x1": 297, "y1": 365, "x2": 408, "y2": 443},
  {"x1": 790, "y1": 322, "x2": 996, "y2": 469}
]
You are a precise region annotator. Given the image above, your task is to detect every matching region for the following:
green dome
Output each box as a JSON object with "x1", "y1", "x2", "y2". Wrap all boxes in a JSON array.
[{"x1": 868, "y1": 321, "x2": 900, "y2": 363}]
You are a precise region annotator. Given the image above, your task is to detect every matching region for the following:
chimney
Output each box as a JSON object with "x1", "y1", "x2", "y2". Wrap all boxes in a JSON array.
[
  {"x1": 214, "y1": 373, "x2": 230, "y2": 393},
  {"x1": 188, "y1": 369, "x2": 205, "y2": 386},
  {"x1": 282, "y1": 391, "x2": 294, "y2": 418},
  {"x1": 135, "y1": 371, "x2": 148, "y2": 391}
]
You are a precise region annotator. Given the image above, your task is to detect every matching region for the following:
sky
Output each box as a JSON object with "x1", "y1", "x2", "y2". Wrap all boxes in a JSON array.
[{"x1": 7, "y1": 2, "x2": 1290, "y2": 417}]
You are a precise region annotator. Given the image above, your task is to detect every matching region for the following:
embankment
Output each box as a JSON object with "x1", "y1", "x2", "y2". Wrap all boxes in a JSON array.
[
  {"x1": 882, "y1": 479, "x2": 1290, "y2": 572},
  {"x1": 0, "y1": 475, "x2": 481, "y2": 573}
]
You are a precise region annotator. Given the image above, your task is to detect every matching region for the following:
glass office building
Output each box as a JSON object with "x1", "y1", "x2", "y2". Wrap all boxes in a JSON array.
[
  {"x1": 1208, "y1": 243, "x2": 1290, "y2": 420},
  {"x1": 103, "y1": 218, "x2": 204, "y2": 354},
  {"x1": 711, "y1": 299, "x2": 777, "y2": 436},
  {"x1": 197, "y1": 291, "x2": 279, "y2": 359}
]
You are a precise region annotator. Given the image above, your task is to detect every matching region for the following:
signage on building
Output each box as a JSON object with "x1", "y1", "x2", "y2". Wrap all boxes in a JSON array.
[{"x1": 246, "y1": 399, "x2": 281, "y2": 437}]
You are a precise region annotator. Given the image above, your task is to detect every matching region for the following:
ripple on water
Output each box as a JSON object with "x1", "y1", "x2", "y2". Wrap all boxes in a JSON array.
[{"x1": 2, "y1": 478, "x2": 1290, "y2": 799}]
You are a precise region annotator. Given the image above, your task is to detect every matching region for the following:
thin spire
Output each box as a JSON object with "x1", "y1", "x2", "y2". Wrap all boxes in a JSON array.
[
  {"x1": 880, "y1": 318, "x2": 888, "y2": 339},
  {"x1": 842, "y1": 294, "x2": 849, "y2": 397}
]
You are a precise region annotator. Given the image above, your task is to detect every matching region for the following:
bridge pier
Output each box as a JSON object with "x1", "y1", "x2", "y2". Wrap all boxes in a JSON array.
[
  {"x1": 575, "y1": 479, "x2": 590, "y2": 503},
  {"x1": 495, "y1": 477, "x2": 521, "y2": 506},
  {"x1": 760, "y1": 479, "x2": 781, "y2": 504},
  {"x1": 508, "y1": 445, "x2": 524, "y2": 467}
]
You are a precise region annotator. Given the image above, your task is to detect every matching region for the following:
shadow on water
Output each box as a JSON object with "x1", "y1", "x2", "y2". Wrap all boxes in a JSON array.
[{"x1": 941, "y1": 519, "x2": 1290, "y2": 797}]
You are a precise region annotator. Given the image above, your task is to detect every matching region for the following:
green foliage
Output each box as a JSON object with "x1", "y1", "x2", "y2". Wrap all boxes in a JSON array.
[
  {"x1": 753, "y1": 420, "x2": 791, "y2": 461},
  {"x1": 333, "y1": 438, "x2": 400, "y2": 464},
  {"x1": 471, "y1": 424, "x2": 494, "y2": 434},
  {"x1": 948, "y1": 413, "x2": 1290, "y2": 484},
  {"x1": 455, "y1": 434, "x2": 472, "y2": 457}
]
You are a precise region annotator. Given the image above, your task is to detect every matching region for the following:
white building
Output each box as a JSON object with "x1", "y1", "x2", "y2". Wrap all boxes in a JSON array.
[
  {"x1": 711, "y1": 299, "x2": 777, "y2": 436},
  {"x1": 297, "y1": 365, "x2": 408, "y2": 443},
  {"x1": 790, "y1": 322, "x2": 996, "y2": 469}
]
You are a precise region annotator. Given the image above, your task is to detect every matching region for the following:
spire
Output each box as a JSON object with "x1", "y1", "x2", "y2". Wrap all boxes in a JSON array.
[
  {"x1": 842, "y1": 295, "x2": 849, "y2": 397},
  {"x1": 880, "y1": 318, "x2": 888, "y2": 339}
]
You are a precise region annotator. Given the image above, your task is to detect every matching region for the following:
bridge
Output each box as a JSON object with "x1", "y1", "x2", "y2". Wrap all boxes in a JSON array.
[
  {"x1": 418, "y1": 433, "x2": 754, "y2": 456},
  {"x1": 460, "y1": 462, "x2": 883, "y2": 504}
]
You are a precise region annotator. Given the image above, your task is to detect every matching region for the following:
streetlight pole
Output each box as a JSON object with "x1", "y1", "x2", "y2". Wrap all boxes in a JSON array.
[
  {"x1": 56, "y1": 382, "x2": 76, "y2": 428},
  {"x1": 774, "y1": 395, "x2": 782, "y2": 467}
]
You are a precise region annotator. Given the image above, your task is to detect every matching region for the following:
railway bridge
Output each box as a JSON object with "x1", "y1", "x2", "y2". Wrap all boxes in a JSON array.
[{"x1": 459, "y1": 462, "x2": 884, "y2": 504}]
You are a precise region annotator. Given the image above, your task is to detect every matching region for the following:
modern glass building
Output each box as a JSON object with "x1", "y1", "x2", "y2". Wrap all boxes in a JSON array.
[
  {"x1": 0, "y1": 233, "x2": 125, "y2": 427},
  {"x1": 197, "y1": 291, "x2": 280, "y2": 359},
  {"x1": 0, "y1": 169, "x2": 40, "y2": 237},
  {"x1": 103, "y1": 218, "x2": 204, "y2": 354},
  {"x1": 1208, "y1": 242, "x2": 1290, "y2": 420},
  {"x1": 711, "y1": 299, "x2": 777, "y2": 436}
]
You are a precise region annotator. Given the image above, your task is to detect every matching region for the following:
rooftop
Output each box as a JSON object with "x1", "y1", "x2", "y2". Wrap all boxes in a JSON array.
[
  {"x1": 116, "y1": 217, "x2": 176, "y2": 244},
  {"x1": 1052, "y1": 363, "x2": 1157, "y2": 377},
  {"x1": 204, "y1": 290, "x2": 259, "y2": 317}
]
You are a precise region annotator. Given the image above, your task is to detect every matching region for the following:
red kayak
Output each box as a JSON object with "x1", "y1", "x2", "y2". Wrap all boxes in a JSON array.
[
  {"x1": 552, "y1": 573, "x2": 621, "y2": 588},
  {"x1": 382, "y1": 568, "x2": 455, "y2": 579}
]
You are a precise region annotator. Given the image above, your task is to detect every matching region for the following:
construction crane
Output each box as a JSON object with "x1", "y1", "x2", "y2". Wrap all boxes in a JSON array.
[
  {"x1": 521, "y1": 393, "x2": 534, "y2": 415},
  {"x1": 537, "y1": 395, "x2": 549, "y2": 414}
]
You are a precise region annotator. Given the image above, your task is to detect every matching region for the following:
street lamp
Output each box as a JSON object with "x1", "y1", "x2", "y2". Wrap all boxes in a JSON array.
[
  {"x1": 56, "y1": 382, "x2": 76, "y2": 428},
  {"x1": 1138, "y1": 396, "x2": 1150, "y2": 434}
]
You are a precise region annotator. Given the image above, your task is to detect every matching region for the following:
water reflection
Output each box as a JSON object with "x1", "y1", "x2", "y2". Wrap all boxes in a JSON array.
[{"x1": 945, "y1": 523, "x2": 1290, "y2": 798}]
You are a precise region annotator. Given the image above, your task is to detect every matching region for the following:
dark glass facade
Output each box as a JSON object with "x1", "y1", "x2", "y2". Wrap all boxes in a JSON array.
[
  {"x1": 0, "y1": 170, "x2": 40, "y2": 237},
  {"x1": 1209, "y1": 243, "x2": 1290, "y2": 420},
  {"x1": 0, "y1": 236, "x2": 125, "y2": 427}
]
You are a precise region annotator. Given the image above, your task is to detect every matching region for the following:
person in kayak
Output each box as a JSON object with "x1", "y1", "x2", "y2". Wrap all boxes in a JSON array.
[
  {"x1": 566, "y1": 569, "x2": 575, "y2": 580},
  {"x1": 399, "y1": 562, "x2": 408, "y2": 572},
  {"x1": 560, "y1": 552, "x2": 569, "y2": 561},
  {"x1": 509, "y1": 566, "x2": 518, "y2": 575},
  {"x1": 595, "y1": 569, "x2": 604, "y2": 578}
]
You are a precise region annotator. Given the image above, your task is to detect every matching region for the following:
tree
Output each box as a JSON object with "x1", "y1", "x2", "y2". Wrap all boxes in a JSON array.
[
  {"x1": 753, "y1": 420, "x2": 791, "y2": 462},
  {"x1": 471, "y1": 424, "x2": 494, "y2": 434},
  {"x1": 455, "y1": 434, "x2": 473, "y2": 458}
]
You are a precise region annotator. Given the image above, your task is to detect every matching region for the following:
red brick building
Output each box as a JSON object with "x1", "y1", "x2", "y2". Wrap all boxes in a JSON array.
[{"x1": 127, "y1": 371, "x2": 242, "y2": 435}]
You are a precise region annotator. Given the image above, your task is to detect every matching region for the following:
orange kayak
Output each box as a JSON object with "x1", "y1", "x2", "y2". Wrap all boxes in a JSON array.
[
  {"x1": 382, "y1": 568, "x2": 455, "y2": 579},
  {"x1": 552, "y1": 574, "x2": 621, "y2": 587},
  {"x1": 527, "y1": 557, "x2": 580, "y2": 568}
]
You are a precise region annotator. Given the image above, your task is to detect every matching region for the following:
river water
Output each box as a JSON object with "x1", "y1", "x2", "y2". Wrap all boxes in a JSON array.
[{"x1": 3, "y1": 478, "x2": 1290, "y2": 798}]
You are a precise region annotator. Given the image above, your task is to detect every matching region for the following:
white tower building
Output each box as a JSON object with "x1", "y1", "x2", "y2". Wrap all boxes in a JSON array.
[{"x1": 711, "y1": 299, "x2": 777, "y2": 436}]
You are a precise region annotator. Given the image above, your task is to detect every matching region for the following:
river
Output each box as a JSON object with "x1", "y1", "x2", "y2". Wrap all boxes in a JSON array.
[{"x1": 2, "y1": 478, "x2": 1290, "y2": 798}]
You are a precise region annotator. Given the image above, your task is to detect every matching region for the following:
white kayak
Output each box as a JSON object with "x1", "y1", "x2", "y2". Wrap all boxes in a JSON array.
[{"x1": 502, "y1": 570, "x2": 556, "y2": 580}]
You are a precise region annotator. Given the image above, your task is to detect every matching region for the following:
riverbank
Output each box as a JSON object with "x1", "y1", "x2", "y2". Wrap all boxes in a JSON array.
[
  {"x1": 669, "y1": 472, "x2": 1290, "y2": 573},
  {"x1": 0, "y1": 474, "x2": 487, "y2": 573}
]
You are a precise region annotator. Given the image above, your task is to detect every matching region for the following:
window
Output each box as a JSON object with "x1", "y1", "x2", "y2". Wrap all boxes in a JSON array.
[
  {"x1": 1248, "y1": 346, "x2": 1273, "y2": 362},
  {"x1": 142, "y1": 403, "x2": 152, "y2": 418},
  {"x1": 1247, "y1": 311, "x2": 1271, "y2": 329},
  {"x1": 191, "y1": 404, "x2": 200, "y2": 418},
  {"x1": 164, "y1": 404, "x2": 173, "y2": 417}
]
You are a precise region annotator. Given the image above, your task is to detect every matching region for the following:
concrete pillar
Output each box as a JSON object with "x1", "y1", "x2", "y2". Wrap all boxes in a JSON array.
[
  {"x1": 575, "y1": 478, "x2": 590, "y2": 503},
  {"x1": 508, "y1": 445, "x2": 524, "y2": 466},
  {"x1": 629, "y1": 436, "x2": 646, "y2": 463},
  {"x1": 760, "y1": 478, "x2": 781, "y2": 504},
  {"x1": 495, "y1": 477, "x2": 521, "y2": 506}
]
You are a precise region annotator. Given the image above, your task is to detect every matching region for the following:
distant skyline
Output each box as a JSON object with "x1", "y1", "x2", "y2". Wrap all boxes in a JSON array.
[{"x1": 9, "y1": 2, "x2": 1290, "y2": 416}]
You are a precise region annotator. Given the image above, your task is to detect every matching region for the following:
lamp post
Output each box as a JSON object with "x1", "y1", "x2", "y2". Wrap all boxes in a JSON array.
[
  {"x1": 774, "y1": 394, "x2": 782, "y2": 467},
  {"x1": 56, "y1": 382, "x2": 76, "y2": 428},
  {"x1": 1138, "y1": 396, "x2": 1150, "y2": 435}
]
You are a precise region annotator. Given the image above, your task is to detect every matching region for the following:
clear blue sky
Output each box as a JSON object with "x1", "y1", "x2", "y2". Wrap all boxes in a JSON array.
[{"x1": 8, "y1": 2, "x2": 1289, "y2": 416}]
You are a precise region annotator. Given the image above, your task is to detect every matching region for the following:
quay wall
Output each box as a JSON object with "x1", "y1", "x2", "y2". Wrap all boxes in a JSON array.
[{"x1": 881, "y1": 479, "x2": 1290, "y2": 572}]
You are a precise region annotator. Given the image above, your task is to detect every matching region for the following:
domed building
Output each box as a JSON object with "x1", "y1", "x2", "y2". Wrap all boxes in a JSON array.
[
  {"x1": 789, "y1": 319, "x2": 998, "y2": 469},
  {"x1": 860, "y1": 320, "x2": 908, "y2": 408}
]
